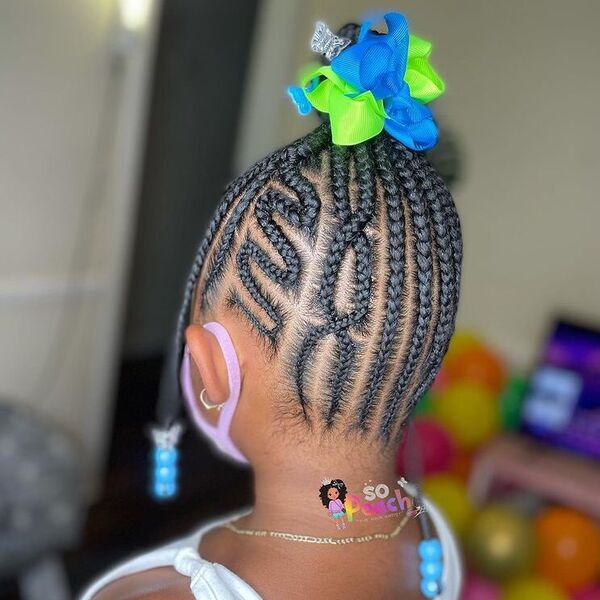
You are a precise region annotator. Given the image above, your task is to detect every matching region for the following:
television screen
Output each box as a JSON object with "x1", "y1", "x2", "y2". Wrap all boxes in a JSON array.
[{"x1": 521, "y1": 320, "x2": 600, "y2": 460}]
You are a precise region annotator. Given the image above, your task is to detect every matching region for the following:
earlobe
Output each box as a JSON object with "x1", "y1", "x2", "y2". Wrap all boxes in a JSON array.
[{"x1": 185, "y1": 324, "x2": 230, "y2": 409}]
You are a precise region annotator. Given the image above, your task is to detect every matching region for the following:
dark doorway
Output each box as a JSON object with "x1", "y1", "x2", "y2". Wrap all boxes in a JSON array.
[{"x1": 64, "y1": 1, "x2": 259, "y2": 593}]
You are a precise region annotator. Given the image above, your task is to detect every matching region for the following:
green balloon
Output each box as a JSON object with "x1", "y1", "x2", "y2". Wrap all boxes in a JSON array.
[
  {"x1": 415, "y1": 391, "x2": 433, "y2": 415},
  {"x1": 500, "y1": 376, "x2": 528, "y2": 431}
]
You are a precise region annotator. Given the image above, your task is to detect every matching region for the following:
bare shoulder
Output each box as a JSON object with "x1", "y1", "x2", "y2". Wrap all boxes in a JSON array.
[{"x1": 90, "y1": 567, "x2": 194, "y2": 600}]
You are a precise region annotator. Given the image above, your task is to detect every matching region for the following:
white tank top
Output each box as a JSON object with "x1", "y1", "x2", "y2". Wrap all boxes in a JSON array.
[{"x1": 80, "y1": 500, "x2": 462, "y2": 600}]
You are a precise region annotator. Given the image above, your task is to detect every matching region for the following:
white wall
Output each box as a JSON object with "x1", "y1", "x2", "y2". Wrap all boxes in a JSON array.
[
  {"x1": 237, "y1": 0, "x2": 600, "y2": 367},
  {"x1": 0, "y1": 1, "x2": 159, "y2": 490}
]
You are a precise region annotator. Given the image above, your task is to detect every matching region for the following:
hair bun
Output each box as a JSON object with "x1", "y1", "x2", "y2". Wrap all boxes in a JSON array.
[
  {"x1": 336, "y1": 22, "x2": 360, "y2": 44},
  {"x1": 287, "y1": 12, "x2": 445, "y2": 151}
]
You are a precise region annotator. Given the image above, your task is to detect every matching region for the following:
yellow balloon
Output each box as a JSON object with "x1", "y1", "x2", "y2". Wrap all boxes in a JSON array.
[
  {"x1": 432, "y1": 382, "x2": 499, "y2": 449},
  {"x1": 502, "y1": 576, "x2": 567, "y2": 600},
  {"x1": 446, "y1": 330, "x2": 483, "y2": 358},
  {"x1": 423, "y1": 474, "x2": 474, "y2": 537},
  {"x1": 465, "y1": 505, "x2": 535, "y2": 581}
]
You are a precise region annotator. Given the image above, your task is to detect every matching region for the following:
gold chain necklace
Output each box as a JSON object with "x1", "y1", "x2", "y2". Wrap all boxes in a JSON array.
[{"x1": 223, "y1": 511, "x2": 411, "y2": 545}]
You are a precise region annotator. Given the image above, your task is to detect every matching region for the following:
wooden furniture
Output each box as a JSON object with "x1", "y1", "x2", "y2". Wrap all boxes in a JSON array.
[{"x1": 468, "y1": 434, "x2": 600, "y2": 519}]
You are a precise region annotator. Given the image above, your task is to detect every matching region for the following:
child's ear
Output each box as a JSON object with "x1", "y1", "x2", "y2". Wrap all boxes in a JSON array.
[{"x1": 185, "y1": 324, "x2": 229, "y2": 408}]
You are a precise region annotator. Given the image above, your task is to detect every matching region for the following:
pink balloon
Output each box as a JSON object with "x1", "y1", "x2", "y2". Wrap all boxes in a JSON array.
[
  {"x1": 572, "y1": 586, "x2": 600, "y2": 600},
  {"x1": 432, "y1": 366, "x2": 450, "y2": 394},
  {"x1": 461, "y1": 573, "x2": 500, "y2": 600},
  {"x1": 396, "y1": 418, "x2": 456, "y2": 475}
]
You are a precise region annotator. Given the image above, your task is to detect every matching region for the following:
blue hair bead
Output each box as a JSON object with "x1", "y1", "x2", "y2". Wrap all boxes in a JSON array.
[
  {"x1": 153, "y1": 480, "x2": 176, "y2": 499},
  {"x1": 418, "y1": 538, "x2": 442, "y2": 562},
  {"x1": 155, "y1": 447, "x2": 178, "y2": 465},
  {"x1": 418, "y1": 538, "x2": 443, "y2": 597},
  {"x1": 154, "y1": 465, "x2": 176, "y2": 483},
  {"x1": 420, "y1": 578, "x2": 441, "y2": 599},
  {"x1": 149, "y1": 423, "x2": 183, "y2": 501},
  {"x1": 419, "y1": 560, "x2": 443, "y2": 580}
]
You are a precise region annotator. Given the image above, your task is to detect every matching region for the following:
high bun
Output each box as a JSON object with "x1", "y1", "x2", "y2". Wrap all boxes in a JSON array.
[{"x1": 154, "y1": 12, "x2": 461, "y2": 453}]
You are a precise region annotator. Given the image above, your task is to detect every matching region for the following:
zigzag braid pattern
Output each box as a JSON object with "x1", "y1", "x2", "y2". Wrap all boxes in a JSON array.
[
  {"x1": 158, "y1": 125, "x2": 329, "y2": 427},
  {"x1": 294, "y1": 143, "x2": 377, "y2": 426},
  {"x1": 202, "y1": 125, "x2": 329, "y2": 303},
  {"x1": 233, "y1": 167, "x2": 321, "y2": 343}
]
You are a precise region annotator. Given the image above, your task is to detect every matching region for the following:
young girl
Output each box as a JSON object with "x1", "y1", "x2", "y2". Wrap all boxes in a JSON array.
[
  {"x1": 83, "y1": 11, "x2": 463, "y2": 600},
  {"x1": 319, "y1": 479, "x2": 348, "y2": 530}
]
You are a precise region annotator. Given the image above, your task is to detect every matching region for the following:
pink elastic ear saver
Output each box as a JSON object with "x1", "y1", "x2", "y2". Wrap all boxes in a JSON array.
[{"x1": 180, "y1": 322, "x2": 248, "y2": 464}]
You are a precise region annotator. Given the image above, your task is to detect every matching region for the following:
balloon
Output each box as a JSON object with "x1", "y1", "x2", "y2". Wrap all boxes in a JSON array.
[
  {"x1": 465, "y1": 504, "x2": 535, "y2": 580},
  {"x1": 447, "y1": 330, "x2": 484, "y2": 358},
  {"x1": 450, "y1": 448, "x2": 473, "y2": 483},
  {"x1": 444, "y1": 346, "x2": 506, "y2": 394},
  {"x1": 396, "y1": 418, "x2": 456, "y2": 476},
  {"x1": 461, "y1": 573, "x2": 500, "y2": 600},
  {"x1": 431, "y1": 383, "x2": 499, "y2": 449},
  {"x1": 572, "y1": 586, "x2": 600, "y2": 600},
  {"x1": 535, "y1": 506, "x2": 600, "y2": 592},
  {"x1": 431, "y1": 367, "x2": 450, "y2": 394},
  {"x1": 502, "y1": 576, "x2": 568, "y2": 600},
  {"x1": 499, "y1": 376, "x2": 527, "y2": 431},
  {"x1": 423, "y1": 474, "x2": 473, "y2": 537},
  {"x1": 415, "y1": 390, "x2": 434, "y2": 415}
]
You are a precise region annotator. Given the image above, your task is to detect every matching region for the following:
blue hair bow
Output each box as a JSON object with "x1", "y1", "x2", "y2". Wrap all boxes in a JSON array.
[{"x1": 289, "y1": 12, "x2": 445, "y2": 150}]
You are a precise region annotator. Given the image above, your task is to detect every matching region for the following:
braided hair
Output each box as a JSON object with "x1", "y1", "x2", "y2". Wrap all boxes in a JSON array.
[{"x1": 156, "y1": 27, "x2": 462, "y2": 446}]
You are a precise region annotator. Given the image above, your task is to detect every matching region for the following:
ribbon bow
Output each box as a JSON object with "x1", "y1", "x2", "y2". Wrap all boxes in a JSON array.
[{"x1": 288, "y1": 13, "x2": 445, "y2": 150}]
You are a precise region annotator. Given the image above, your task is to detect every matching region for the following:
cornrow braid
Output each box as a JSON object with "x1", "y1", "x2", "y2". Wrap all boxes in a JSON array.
[
  {"x1": 324, "y1": 143, "x2": 377, "y2": 425},
  {"x1": 294, "y1": 142, "x2": 377, "y2": 425},
  {"x1": 312, "y1": 145, "x2": 354, "y2": 424},
  {"x1": 234, "y1": 190, "x2": 301, "y2": 336},
  {"x1": 379, "y1": 147, "x2": 435, "y2": 441},
  {"x1": 355, "y1": 135, "x2": 406, "y2": 429},
  {"x1": 403, "y1": 154, "x2": 462, "y2": 416}
]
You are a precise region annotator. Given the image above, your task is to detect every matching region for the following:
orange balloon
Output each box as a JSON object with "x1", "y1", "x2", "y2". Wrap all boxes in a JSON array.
[
  {"x1": 535, "y1": 507, "x2": 600, "y2": 592},
  {"x1": 450, "y1": 448, "x2": 473, "y2": 483},
  {"x1": 444, "y1": 346, "x2": 506, "y2": 394}
]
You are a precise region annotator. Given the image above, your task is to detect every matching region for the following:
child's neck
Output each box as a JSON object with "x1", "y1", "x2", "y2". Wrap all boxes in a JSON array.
[
  {"x1": 199, "y1": 444, "x2": 423, "y2": 600},
  {"x1": 247, "y1": 446, "x2": 404, "y2": 535}
]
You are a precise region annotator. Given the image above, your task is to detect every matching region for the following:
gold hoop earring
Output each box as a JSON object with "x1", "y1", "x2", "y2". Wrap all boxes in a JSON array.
[{"x1": 199, "y1": 388, "x2": 223, "y2": 412}]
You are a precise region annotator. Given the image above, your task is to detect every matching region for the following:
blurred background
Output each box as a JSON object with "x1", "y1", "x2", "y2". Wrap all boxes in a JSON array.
[{"x1": 1, "y1": 1, "x2": 599, "y2": 599}]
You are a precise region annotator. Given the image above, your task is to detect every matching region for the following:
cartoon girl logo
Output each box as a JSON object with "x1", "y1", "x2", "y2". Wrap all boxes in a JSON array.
[{"x1": 319, "y1": 478, "x2": 348, "y2": 530}]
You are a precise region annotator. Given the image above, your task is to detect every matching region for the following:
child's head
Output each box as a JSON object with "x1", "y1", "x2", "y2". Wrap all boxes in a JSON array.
[
  {"x1": 319, "y1": 479, "x2": 348, "y2": 507},
  {"x1": 164, "y1": 13, "x2": 462, "y2": 468}
]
